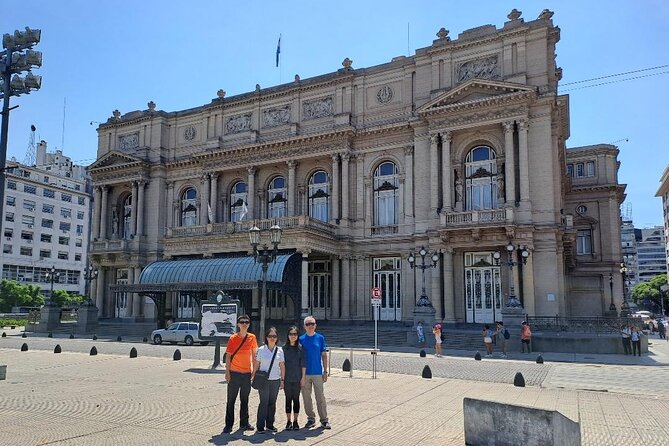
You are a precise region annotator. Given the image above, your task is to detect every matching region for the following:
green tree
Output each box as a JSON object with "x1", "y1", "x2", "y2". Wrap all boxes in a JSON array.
[
  {"x1": 23, "y1": 284, "x2": 45, "y2": 307},
  {"x1": 51, "y1": 289, "x2": 85, "y2": 307},
  {"x1": 631, "y1": 274, "x2": 668, "y2": 311},
  {"x1": 0, "y1": 280, "x2": 45, "y2": 312}
]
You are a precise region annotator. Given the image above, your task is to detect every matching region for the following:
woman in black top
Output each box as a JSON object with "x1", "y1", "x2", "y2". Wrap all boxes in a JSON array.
[{"x1": 283, "y1": 325, "x2": 306, "y2": 430}]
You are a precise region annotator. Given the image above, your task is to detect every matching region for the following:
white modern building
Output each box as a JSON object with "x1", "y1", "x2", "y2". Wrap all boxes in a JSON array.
[
  {"x1": 1, "y1": 141, "x2": 92, "y2": 298},
  {"x1": 621, "y1": 216, "x2": 637, "y2": 285},
  {"x1": 635, "y1": 226, "x2": 667, "y2": 283}
]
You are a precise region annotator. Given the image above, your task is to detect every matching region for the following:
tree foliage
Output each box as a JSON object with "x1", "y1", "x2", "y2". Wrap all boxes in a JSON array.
[
  {"x1": 631, "y1": 274, "x2": 668, "y2": 312},
  {"x1": 0, "y1": 280, "x2": 45, "y2": 312},
  {"x1": 50, "y1": 289, "x2": 85, "y2": 307}
]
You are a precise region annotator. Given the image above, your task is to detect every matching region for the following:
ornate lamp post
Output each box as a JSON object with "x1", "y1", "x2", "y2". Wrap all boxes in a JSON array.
[
  {"x1": 493, "y1": 242, "x2": 530, "y2": 307},
  {"x1": 45, "y1": 265, "x2": 60, "y2": 307},
  {"x1": 620, "y1": 262, "x2": 631, "y2": 317},
  {"x1": 82, "y1": 264, "x2": 99, "y2": 306},
  {"x1": 407, "y1": 247, "x2": 439, "y2": 307},
  {"x1": 249, "y1": 222, "x2": 282, "y2": 338}
]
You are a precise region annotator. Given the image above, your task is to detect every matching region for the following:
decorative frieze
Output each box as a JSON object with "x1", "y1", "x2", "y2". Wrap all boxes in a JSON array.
[
  {"x1": 183, "y1": 126, "x2": 197, "y2": 141},
  {"x1": 457, "y1": 55, "x2": 500, "y2": 83},
  {"x1": 303, "y1": 97, "x2": 333, "y2": 120},
  {"x1": 118, "y1": 133, "x2": 139, "y2": 151},
  {"x1": 225, "y1": 114, "x2": 252, "y2": 134},
  {"x1": 263, "y1": 106, "x2": 291, "y2": 128}
]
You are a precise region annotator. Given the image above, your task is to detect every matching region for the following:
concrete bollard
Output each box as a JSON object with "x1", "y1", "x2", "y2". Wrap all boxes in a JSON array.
[
  {"x1": 421, "y1": 365, "x2": 432, "y2": 379},
  {"x1": 173, "y1": 349, "x2": 181, "y2": 361},
  {"x1": 69, "y1": 334, "x2": 74, "y2": 339},
  {"x1": 47, "y1": 333, "x2": 53, "y2": 338},
  {"x1": 474, "y1": 351, "x2": 482, "y2": 361},
  {"x1": 117, "y1": 336, "x2": 122, "y2": 342},
  {"x1": 419, "y1": 349, "x2": 426, "y2": 358},
  {"x1": 92, "y1": 335, "x2": 97, "y2": 340},
  {"x1": 536, "y1": 354, "x2": 544, "y2": 364},
  {"x1": 1, "y1": 332, "x2": 5, "y2": 337},
  {"x1": 342, "y1": 358, "x2": 351, "y2": 372},
  {"x1": 20, "y1": 343, "x2": 28, "y2": 352},
  {"x1": 21, "y1": 332, "x2": 26, "y2": 338},
  {"x1": 0, "y1": 364, "x2": 6, "y2": 380},
  {"x1": 54, "y1": 344, "x2": 62, "y2": 353},
  {"x1": 142, "y1": 337, "x2": 148, "y2": 343},
  {"x1": 514, "y1": 372, "x2": 526, "y2": 387},
  {"x1": 130, "y1": 347, "x2": 137, "y2": 358},
  {"x1": 90, "y1": 346, "x2": 98, "y2": 356}
]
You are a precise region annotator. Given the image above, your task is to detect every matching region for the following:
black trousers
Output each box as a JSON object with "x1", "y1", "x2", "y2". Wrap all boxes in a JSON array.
[
  {"x1": 256, "y1": 379, "x2": 281, "y2": 430},
  {"x1": 225, "y1": 371, "x2": 252, "y2": 429},
  {"x1": 622, "y1": 337, "x2": 632, "y2": 355},
  {"x1": 284, "y1": 381, "x2": 301, "y2": 414},
  {"x1": 632, "y1": 340, "x2": 641, "y2": 356}
]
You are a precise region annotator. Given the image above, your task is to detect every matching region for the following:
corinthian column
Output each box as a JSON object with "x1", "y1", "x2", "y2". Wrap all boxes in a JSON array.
[
  {"x1": 404, "y1": 146, "x2": 414, "y2": 222},
  {"x1": 331, "y1": 154, "x2": 340, "y2": 224},
  {"x1": 92, "y1": 186, "x2": 101, "y2": 239},
  {"x1": 518, "y1": 120, "x2": 530, "y2": 203},
  {"x1": 503, "y1": 122, "x2": 516, "y2": 205},
  {"x1": 200, "y1": 174, "x2": 210, "y2": 225},
  {"x1": 166, "y1": 181, "x2": 174, "y2": 229},
  {"x1": 209, "y1": 173, "x2": 218, "y2": 223},
  {"x1": 136, "y1": 180, "x2": 146, "y2": 237},
  {"x1": 100, "y1": 186, "x2": 109, "y2": 240},
  {"x1": 341, "y1": 153, "x2": 350, "y2": 222},
  {"x1": 441, "y1": 132, "x2": 452, "y2": 212},
  {"x1": 247, "y1": 167, "x2": 256, "y2": 220},
  {"x1": 430, "y1": 133, "x2": 439, "y2": 213},
  {"x1": 130, "y1": 181, "x2": 138, "y2": 237},
  {"x1": 287, "y1": 161, "x2": 297, "y2": 216}
]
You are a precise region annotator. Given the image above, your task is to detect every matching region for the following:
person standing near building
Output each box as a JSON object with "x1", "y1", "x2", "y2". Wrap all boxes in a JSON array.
[
  {"x1": 253, "y1": 327, "x2": 285, "y2": 433},
  {"x1": 433, "y1": 324, "x2": 443, "y2": 357},
  {"x1": 631, "y1": 326, "x2": 643, "y2": 356},
  {"x1": 621, "y1": 325, "x2": 632, "y2": 355},
  {"x1": 416, "y1": 321, "x2": 425, "y2": 346},
  {"x1": 299, "y1": 316, "x2": 330, "y2": 430},
  {"x1": 657, "y1": 319, "x2": 666, "y2": 340},
  {"x1": 223, "y1": 314, "x2": 258, "y2": 434},
  {"x1": 283, "y1": 325, "x2": 305, "y2": 430},
  {"x1": 482, "y1": 324, "x2": 494, "y2": 357},
  {"x1": 520, "y1": 321, "x2": 532, "y2": 354},
  {"x1": 495, "y1": 321, "x2": 508, "y2": 358}
]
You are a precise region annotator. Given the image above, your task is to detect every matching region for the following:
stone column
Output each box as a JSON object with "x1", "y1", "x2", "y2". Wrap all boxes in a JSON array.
[
  {"x1": 443, "y1": 249, "x2": 456, "y2": 323},
  {"x1": 441, "y1": 131, "x2": 452, "y2": 212},
  {"x1": 287, "y1": 161, "x2": 297, "y2": 216},
  {"x1": 166, "y1": 181, "x2": 174, "y2": 229},
  {"x1": 430, "y1": 133, "x2": 439, "y2": 213},
  {"x1": 341, "y1": 256, "x2": 350, "y2": 319},
  {"x1": 518, "y1": 120, "x2": 530, "y2": 203},
  {"x1": 136, "y1": 180, "x2": 145, "y2": 237},
  {"x1": 330, "y1": 154, "x2": 340, "y2": 224},
  {"x1": 134, "y1": 266, "x2": 143, "y2": 317},
  {"x1": 503, "y1": 122, "x2": 516, "y2": 205},
  {"x1": 404, "y1": 146, "x2": 414, "y2": 223},
  {"x1": 200, "y1": 174, "x2": 210, "y2": 225},
  {"x1": 247, "y1": 167, "x2": 256, "y2": 220},
  {"x1": 430, "y1": 265, "x2": 442, "y2": 322},
  {"x1": 356, "y1": 155, "x2": 364, "y2": 222},
  {"x1": 127, "y1": 267, "x2": 135, "y2": 317},
  {"x1": 130, "y1": 181, "x2": 138, "y2": 237},
  {"x1": 341, "y1": 153, "x2": 350, "y2": 222},
  {"x1": 95, "y1": 267, "x2": 105, "y2": 314},
  {"x1": 365, "y1": 179, "x2": 373, "y2": 233},
  {"x1": 521, "y1": 253, "x2": 535, "y2": 316},
  {"x1": 209, "y1": 173, "x2": 218, "y2": 223},
  {"x1": 99, "y1": 186, "x2": 109, "y2": 240},
  {"x1": 301, "y1": 252, "x2": 309, "y2": 318},
  {"x1": 92, "y1": 186, "x2": 101, "y2": 240},
  {"x1": 331, "y1": 256, "x2": 340, "y2": 319}
]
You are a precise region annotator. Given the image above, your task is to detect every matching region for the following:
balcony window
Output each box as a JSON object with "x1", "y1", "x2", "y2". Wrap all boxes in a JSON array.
[
  {"x1": 309, "y1": 171, "x2": 330, "y2": 222},
  {"x1": 267, "y1": 176, "x2": 287, "y2": 219},
  {"x1": 465, "y1": 146, "x2": 498, "y2": 211},
  {"x1": 373, "y1": 162, "x2": 398, "y2": 227},
  {"x1": 576, "y1": 229, "x2": 592, "y2": 255},
  {"x1": 180, "y1": 187, "x2": 198, "y2": 226},
  {"x1": 230, "y1": 182, "x2": 248, "y2": 222}
]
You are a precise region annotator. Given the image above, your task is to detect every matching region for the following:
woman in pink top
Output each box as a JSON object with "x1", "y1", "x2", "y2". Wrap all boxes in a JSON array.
[{"x1": 520, "y1": 321, "x2": 532, "y2": 353}]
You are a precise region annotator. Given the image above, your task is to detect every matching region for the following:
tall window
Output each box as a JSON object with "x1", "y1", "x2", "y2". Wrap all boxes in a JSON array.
[
  {"x1": 373, "y1": 162, "x2": 399, "y2": 226},
  {"x1": 230, "y1": 181, "x2": 248, "y2": 222},
  {"x1": 309, "y1": 171, "x2": 330, "y2": 222},
  {"x1": 122, "y1": 195, "x2": 132, "y2": 239},
  {"x1": 465, "y1": 146, "x2": 498, "y2": 210},
  {"x1": 181, "y1": 188, "x2": 197, "y2": 226},
  {"x1": 267, "y1": 176, "x2": 287, "y2": 219},
  {"x1": 576, "y1": 229, "x2": 592, "y2": 255}
]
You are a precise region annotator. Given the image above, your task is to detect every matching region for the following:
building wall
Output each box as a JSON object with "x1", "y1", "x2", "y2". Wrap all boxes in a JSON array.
[
  {"x1": 88, "y1": 10, "x2": 626, "y2": 323},
  {"x1": 656, "y1": 165, "x2": 669, "y2": 278}
]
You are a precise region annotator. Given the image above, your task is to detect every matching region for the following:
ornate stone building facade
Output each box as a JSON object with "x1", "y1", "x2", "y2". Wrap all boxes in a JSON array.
[{"x1": 88, "y1": 9, "x2": 625, "y2": 326}]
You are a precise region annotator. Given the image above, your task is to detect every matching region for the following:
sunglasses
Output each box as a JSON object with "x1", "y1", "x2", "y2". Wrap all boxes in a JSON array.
[
  {"x1": 305, "y1": 322, "x2": 316, "y2": 327},
  {"x1": 267, "y1": 335, "x2": 277, "y2": 338},
  {"x1": 288, "y1": 332, "x2": 298, "y2": 336},
  {"x1": 238, "y1": 320, "x2": 250, "y2": 324}
]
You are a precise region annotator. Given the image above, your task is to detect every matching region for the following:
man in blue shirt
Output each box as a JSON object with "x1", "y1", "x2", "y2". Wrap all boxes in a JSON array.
[{"x1": 299, "y1": 315, "x2": 330, "y2": 429}]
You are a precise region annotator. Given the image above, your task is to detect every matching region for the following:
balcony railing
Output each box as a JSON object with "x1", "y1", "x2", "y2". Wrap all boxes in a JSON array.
[
  {"x1": 442, "y1": 208, "x2": 510, "y2": 226},
  {"x1": 371, "y1": 225, "x2": 398, "y2": 236},
  {"x1": 526, "y1": 316, "x2": 641, "y2": 334},
  {"x1": 169, "y1": 215, "x2": 336, "y2": 238}
]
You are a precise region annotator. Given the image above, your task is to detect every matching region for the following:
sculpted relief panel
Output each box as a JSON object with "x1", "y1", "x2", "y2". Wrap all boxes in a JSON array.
[
  {"x1": 457, "y1": 55, "x2": 500, "y2": 83},
  {"x1": 118, "y1": 133, "x2": 139, "y2": 151},
  {"x1": 303, "y1": 97, "x2": 333, "y2": 120},
  {"x1": 263, "y1": 106, "x2": 291, "y2": 128},
  {"x1": 226, "y1": 114, "x2": 252, "y2": 134}
]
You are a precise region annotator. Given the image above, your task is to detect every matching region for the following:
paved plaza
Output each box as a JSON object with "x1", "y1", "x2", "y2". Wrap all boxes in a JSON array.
[{"x1": 1, "y1": 332, "x2": 669, "y2": 445}]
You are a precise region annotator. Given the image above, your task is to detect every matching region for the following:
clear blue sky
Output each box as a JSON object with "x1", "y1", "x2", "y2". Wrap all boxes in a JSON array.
[{"x1": 2, "y1": 1, "x2": 667, "y2": 226}]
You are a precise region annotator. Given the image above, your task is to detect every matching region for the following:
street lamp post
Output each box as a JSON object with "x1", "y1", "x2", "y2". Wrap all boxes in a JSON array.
[
  {"x1": 45, "y1": 266, "x2": 60, "y2": 307},
  {"x1": 620, "y1": 262, "x2": 631, "y2": 317},
  {"x1": 407, "y1": 247, "x2": 439, "y2": 308},
  {"x1": 82, "y1": 264, "x2": 99, "y2": 306},
  {"x1": 249, "y1": 222, "x2": 282, "y2": 338},
  {"x1": 0, "y1": 27, "x2": 42, "y2": 213},
  {"x1": 493, "y1": 242, "x2": 530, "y2": 308},
  {"x1": 609, "y1": 273, "x2": 617, "y2": 313}
]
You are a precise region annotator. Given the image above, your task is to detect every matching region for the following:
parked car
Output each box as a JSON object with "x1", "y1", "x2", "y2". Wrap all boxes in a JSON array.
[{"x1": 151, "y1": 322, "x2": 209, "y2": 346}]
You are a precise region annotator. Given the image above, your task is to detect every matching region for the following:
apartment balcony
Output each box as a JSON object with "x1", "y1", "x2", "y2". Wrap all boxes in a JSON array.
[
  {"x1": 440, "y1": 207, "x2": 512, "y2": 227},
  {"x1": 90, "y1": 238, "x2": 142, "y2": 254}
]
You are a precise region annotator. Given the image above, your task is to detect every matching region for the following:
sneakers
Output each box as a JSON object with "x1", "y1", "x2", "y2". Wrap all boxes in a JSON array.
[
  {"x1": 256, "y1": 428, "x2": 266, "y2": 434},
  {"x1": 292, "y1": 421, "x2": 300, "y2": 430},
  {"x1": 286, "y1": 421, "x2": 293, "y2": 430},
  {"x1": 240, "y1": 424, "x2": 254, "y2": 431},
  {"x1": 304, "y1": 419, "x2": 316, "y2": 429},
  {"x1": 222, "y1": 426, "x2": 232, "y2": 434},
  {"x1": 500, "y1": 354, "x2": 507, "y2": 358},
  {"x1": 321, "y1": 421, "x2": 332, "y2": 430},
  {"x1": 266, "y1": 426, "x2": 277, "y2": 432}
]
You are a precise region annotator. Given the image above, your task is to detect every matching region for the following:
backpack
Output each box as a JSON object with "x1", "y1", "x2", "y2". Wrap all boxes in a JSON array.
[{"x1": 503, "y1": 328, "x2": 510, "y2": 340}]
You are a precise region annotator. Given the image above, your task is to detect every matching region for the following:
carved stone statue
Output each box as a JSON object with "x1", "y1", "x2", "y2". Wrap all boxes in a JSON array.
[
  {"x1": 342, "y1": 58, "x2": 353, "y2": 70},
  {"x1": 496, "y1": 174, "x2": 505, "y2": 200},
  {"x1": 455, "y1": 177, "x2": 463, "y2": 203},
  {"x1": 436, "y1": 28, "x2": 450, "y2": 40},
  {"x1": 217, "y1": 89, "x2": 226, "y2": 99},
  {"x1": 457, "y1": 56, "x2": 500, "y2": 83},
  {"x1": 111, "y1": 208, "x2": 119, "y2": 235},
  {"x1": 147, "y1": 101, "x2": 156, "y2": 112},
  {"x1": 507, "y1": 9, "x2": 522, "y2": 21}
]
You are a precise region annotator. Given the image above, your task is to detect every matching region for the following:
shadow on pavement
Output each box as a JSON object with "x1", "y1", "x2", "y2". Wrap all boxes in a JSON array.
[
  {"x1": 183, "y1": 367, "x2": 226, "y2": 374},
  {"x1": 209, "y1": 426, "x2": 326, "y2": 445}
]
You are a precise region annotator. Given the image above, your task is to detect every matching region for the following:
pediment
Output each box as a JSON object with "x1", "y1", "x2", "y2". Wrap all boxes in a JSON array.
[
  {"x1": 417, "y1": 80, "x2": 536, "y2": 115},
  {"x1": 88, "y1": 150, "x2": 144, "y2": 170}
]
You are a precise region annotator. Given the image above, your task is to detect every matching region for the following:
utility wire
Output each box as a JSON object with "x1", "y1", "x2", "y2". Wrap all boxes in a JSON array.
[
  {"x1": 559, "y1": 64, "x2": 669, "y2": 86},
  {"x1": 559, "y1": 70, "x2": 669, "y2": 92}
]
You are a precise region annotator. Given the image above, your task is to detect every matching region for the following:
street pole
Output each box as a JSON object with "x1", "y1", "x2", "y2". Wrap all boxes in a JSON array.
[
  {"x1": 260, "y1": 261, "x2": 268, "y2": 339},
  {"x1": 0, "y1": 50, "x2": 12, "y2": 215}
]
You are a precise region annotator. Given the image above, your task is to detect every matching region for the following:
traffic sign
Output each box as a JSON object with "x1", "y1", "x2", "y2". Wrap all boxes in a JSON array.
[{"x1": 371, "y1": 287, "x2": 382, "y2": 306}]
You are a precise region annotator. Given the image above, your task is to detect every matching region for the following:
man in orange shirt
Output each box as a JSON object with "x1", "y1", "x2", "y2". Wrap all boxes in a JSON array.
[{"x1": 223, "y1": 314, "x2": 258, "y2": 433}]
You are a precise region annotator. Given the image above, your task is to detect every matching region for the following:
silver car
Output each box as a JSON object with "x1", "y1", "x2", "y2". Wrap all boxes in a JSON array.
[{"x1": 151, "y1": 322, "x2": 209, "y2": 346}]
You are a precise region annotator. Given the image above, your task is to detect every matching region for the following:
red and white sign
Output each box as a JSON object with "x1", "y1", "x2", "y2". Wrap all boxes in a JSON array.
[{"x1": 371, "y1": 287, "x2": 382, "y2": 305}]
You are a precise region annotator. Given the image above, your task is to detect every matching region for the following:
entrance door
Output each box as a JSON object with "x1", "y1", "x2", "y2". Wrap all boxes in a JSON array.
[
  {"x1": 464, "y1": 253, "x2": 501, "y2": 324},
  {"x1": 308, "y1": 261, "x2": 331, "y2": 320},
  {"x1": 373, "y1": 257, "x2": 402, "y2": 321},
  {"x1": 177, "y1": 292, "x2": 195, "y2": 319},
  {"x1": 115, "y1": 269, "x2": 129, "y2": 318}
]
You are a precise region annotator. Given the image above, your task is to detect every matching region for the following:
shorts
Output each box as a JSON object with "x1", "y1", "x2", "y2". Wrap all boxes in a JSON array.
[
  {"x1": 484, "y1": 337, "x2": 493, "y2": 344},
  {"x1": 435, "y1": 339, "x2": 442, "y2": 345},
  {"x1": 521, "y1": 339, "x2": 530, "y2": 344}
]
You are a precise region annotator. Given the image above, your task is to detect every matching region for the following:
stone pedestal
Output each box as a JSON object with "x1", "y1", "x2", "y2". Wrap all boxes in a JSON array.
[
  {"x1": 501, "y1": 305, "x2": 526, "y2": 351},
  {"x1": 76, "y1": 305, "x2": 99, "y2": 334},
  {"x1": 409, "y1": 305, "x2": 436, "y2": 347},
  {"x1": 37, "y1": 305, "x2": 61, "y2": 333}
]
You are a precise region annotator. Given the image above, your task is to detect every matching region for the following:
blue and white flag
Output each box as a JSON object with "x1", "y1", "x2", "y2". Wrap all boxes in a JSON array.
[
  {"x1": 275, "y1": 35, "x2": 281, "y2": 67},
  {"x1": 240, "y1": 201, "x2": 249, "y2": 221}
]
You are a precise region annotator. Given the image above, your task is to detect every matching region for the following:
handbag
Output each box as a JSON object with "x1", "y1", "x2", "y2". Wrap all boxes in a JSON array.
[{"x1": 252, "y1": 347, "x2": 279, "y2": 390}]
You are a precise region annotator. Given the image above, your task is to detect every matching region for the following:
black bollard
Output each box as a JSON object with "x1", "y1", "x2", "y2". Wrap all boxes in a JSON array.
[
  {"x1": 421, "y1": 365, "x2": 432, "y2": 379},
  {"x1": 90, "y1": 346, "x2": 98, "y2": 356},
  {"x1": 92, "y1": 335, "x2": 97, "y2": 340},
  {"x1": 536, "y1": 354, "x2": 544, "y2": 364},
  {"x1": 69, "y1": 334, "x2": 74, "y2": 339},
  {"x1": 419, "y1": 349, "x2": 426, "y2": 358},
  {"x1": 47, "y1": 333, "x2": 53, "y2": 338},
  {"x1": 130, "y1": 347, "x2": 137, "y2": 358},
  {"x1": 474, "y1": 351, "x2": 481, "y2": 361},
  {"x1": 117, "y1": 336, "x2": 122, "y2": 342},
  {"x1": 54, "y1": 344, "x2": 62, "y2": 354},
  {"x1": 1, "y1": 332, "x2": 5, "y2": 337},
  {"x1": 514, "y1": 372, "x2": 526, "y2": 387},
  {"x1": 173, "y1": 349, "x2": 181, "y2": 361},
  {"x1": 142, "y1": 337, "x2": 148, "y2": 343},
  {"x1": 342, "y1": 358, "x2": 351, "y2": 372},
  {"x1": 21, "y1": 343, "x2": 28, "y2": 351},
  {"x1": 21, "y1": 332, "x2": 26, "y2": 338}
]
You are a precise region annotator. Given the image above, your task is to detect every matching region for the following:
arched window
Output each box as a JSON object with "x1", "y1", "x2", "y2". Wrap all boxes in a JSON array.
[
  {"x1": 122, "y1": 195, "x2": 132, "y2": 239},
  {"x1": 230, "y1": 181, "x2": 248, "y2": 222},
  {"x1": 465, "y1": 146, "x2": 498, "y2": 211},
  {"x1": 181, "y1": 187, "x2": 197, "y2": 226},
  {"x1": 373, "y1": 161, "x2": 399, "y2": 227},
  {"x1": 268, "y1": 176, "x2": 287, "y2": 218},
  {"x1": 308, "y1": 171, "x2": 329, "y2": 222}
]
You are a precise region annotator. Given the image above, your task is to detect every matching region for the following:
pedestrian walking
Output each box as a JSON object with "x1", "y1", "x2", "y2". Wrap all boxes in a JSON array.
[
  {"x1": 433, "y1": 324, "x2": 443, "y2": 357},
  {"x1": 631, "y1": 326, "x2": 643, "y2": 356},
  {"x1": 416, "y1": 321, "x2": 426, "y2": 346},
  {"x1": 483, "y1": 324, "x2": 494, "y2": 357},
  {"x1": 520, "y1": 321, "x2": 532, "y2": 353},
  {"x1": 495, "y1": 321, "x2": 509, "y2": 358},
  {"x1": 299, "y1": 316, "x2": 331, "y2": 430},
  {"x1": 223, "y1": 314, "x2": 258, "y2": 434},
  {"x1": 657, "y1": 319, "x2": 666, "y2": 340},
  {"x1": 252, "y1": 327, "x2": 285, "y2": 433},
  {"x1": 621, "y1": 325, "x2": 632, "y2": 355},
  {"x1": 283, "y1": 325, "x2": 306, "y2": 430}
]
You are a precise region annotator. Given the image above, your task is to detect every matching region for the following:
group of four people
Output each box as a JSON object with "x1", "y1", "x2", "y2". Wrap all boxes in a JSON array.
[{"x1": 223, "y1": 314, "x2": 331, "y2": 434}]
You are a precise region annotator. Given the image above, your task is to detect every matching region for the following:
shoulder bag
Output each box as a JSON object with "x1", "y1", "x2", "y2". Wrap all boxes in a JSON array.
[
  {"x1": 252, "y1": 347, "x2": 279, "y2": 390},
  {"x1": 226, "y1": 334, "x2": 248, "y2": 363}
]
